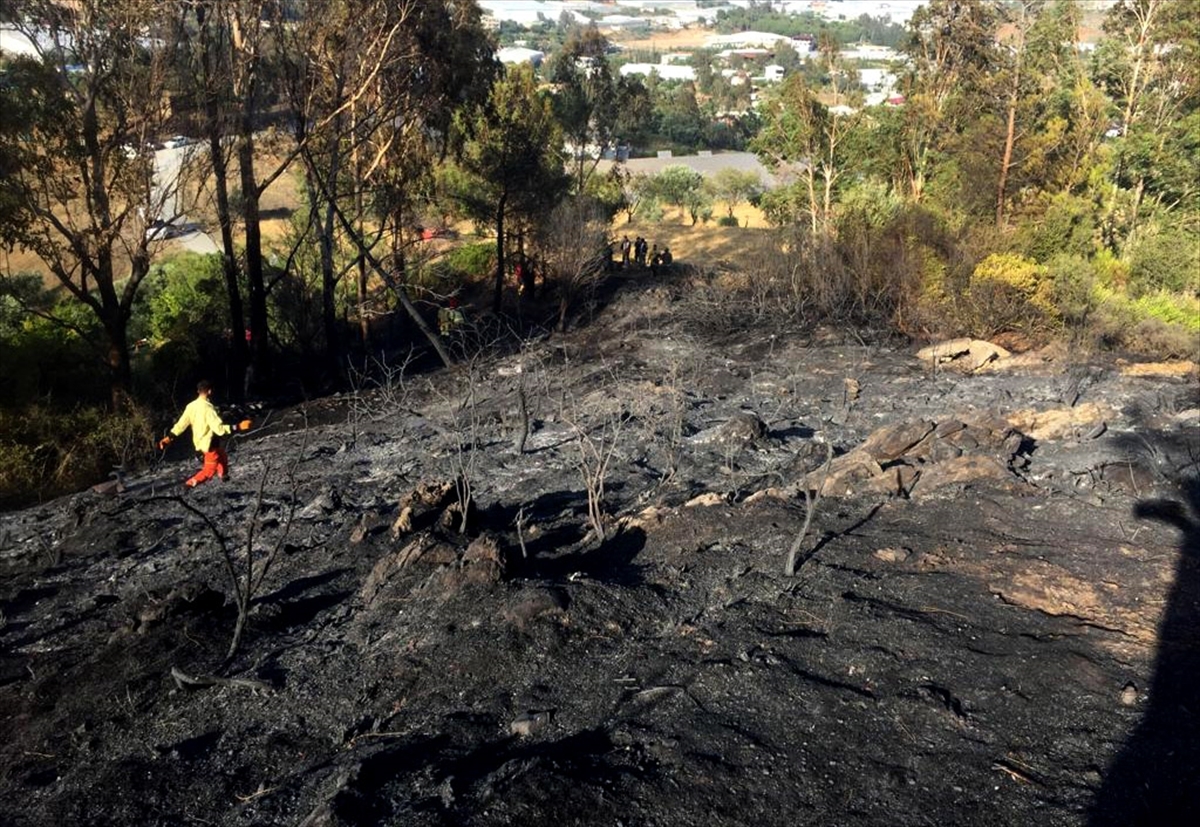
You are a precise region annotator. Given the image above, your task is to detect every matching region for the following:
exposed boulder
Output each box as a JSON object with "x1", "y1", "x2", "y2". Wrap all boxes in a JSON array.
[
  {"x1": 1007, "y1": 402, "x2": 1115, "y2": 441},
  {"x1": 690, "y1": 410, "x2": 767, "y2": 448},
  {"x1": 909, "y1": 455, "x2": 1015, "y2": 499},
  {"x1": 858, "y1": 420, "x2": 936, "y2": 463},
  {"x1": 917, "y1": 338, "x2": 1011, "y2": 372},
  {"x1": 784, "y1": 415, "x2": 1027, "y2": 499}
]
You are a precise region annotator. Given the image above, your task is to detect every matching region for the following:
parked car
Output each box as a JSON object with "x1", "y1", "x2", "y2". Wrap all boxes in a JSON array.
[
  {"x1": 145, "y1": 220, "x2": 188, "y2": 241},
  {"x1": 161, "y1": 135, "x2": 196, "y2": 150}
]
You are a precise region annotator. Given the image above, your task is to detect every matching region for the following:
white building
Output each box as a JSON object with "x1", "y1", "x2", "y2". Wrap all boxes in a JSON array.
[
  {"x1": 776, "y1": 0, "x2": 925, "y2": 24},
  {"x1": 0, "y1": 25, "x2": 68, "y2": 58},
  {"x1": 840, "y1": 43, "x2": 898, "y2": 61},
  {"x1": 618, "y1": 63, "x2": 697, "y2": 82},
  {"x1": 608, "y1": 0, "x2": 702, "y2": 10},
  {"x1": 717, "y1": 48, "x2": 773, "y2": 61},
  {"x1": 597, "y1": 15, "x2": 650, "y2": 32},
  {"x1": 477, "y1": 1, "x2": 586, "y2": 28},
  {"x1": 497, "y1": 46, "x2": 546, "y2": 66},
  {"x1": 707, "y1": 31, "x2": 795, "y2": 50},
  {"x1": 0, "y1": 27, "x2": 38, "y2": 57}
]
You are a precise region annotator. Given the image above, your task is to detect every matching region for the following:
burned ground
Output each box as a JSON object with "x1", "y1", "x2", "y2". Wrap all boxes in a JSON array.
[{"x1": 1, "y1": 272, "x2": 1198, "y2": 826}]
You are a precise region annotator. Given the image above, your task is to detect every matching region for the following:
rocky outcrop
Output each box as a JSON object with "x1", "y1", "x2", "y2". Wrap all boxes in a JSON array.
[
  {"x1": 916, "y1": 338, "x2": 1011, "y2": 372},
  {"x1": 752, "y1": 415, "x2": 1027, "y2": 501}
]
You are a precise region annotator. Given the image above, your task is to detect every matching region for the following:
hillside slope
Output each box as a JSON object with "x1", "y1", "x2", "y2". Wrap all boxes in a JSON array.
[{"x1": 1, "y1": 268, "x2": 1198, "y2": 826}]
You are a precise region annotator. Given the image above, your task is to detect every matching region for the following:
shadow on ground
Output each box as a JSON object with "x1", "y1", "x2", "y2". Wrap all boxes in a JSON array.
[{"x1": 1089, "y1": 477, "x2": 1200, "y2": 825}]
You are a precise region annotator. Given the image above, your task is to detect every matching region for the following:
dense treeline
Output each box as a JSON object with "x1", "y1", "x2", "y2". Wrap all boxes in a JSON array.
[
  {"x1": 715, "y1": 5, "x2": 908, "y2": 48},
  {"x1": 748, "y1": 0, "x2": 1198, "y2": 348},
  {"x1": 0, "y1": 0, "x2": 1197, "y2": 507}
]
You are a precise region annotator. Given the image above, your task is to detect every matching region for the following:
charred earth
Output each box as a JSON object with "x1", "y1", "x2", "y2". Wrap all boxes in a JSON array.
[{"x1": 2, "y1": 274, "x2": 1198, "y2": 826}]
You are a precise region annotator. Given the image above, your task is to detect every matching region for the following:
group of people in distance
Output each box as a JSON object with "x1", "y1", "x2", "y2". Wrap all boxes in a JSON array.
[{"x1": 614, "y1": 235, "x2": 673, "y2": 275}]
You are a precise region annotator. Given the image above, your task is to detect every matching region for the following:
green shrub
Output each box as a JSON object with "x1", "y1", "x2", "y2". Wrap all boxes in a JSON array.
[
  {"x1": 1093, "y1": 248, "x2": 1128, "y2": 290},
  {"x1": 1133, "y1": 292, "x2": 1200, "y2": 332},
  {"x1": 757, "y1": 184, "x2": 804, "y2": 227},
  {"x1": 140, "y1": 252, "x2": 229, "y2": 343},
  {"x1": 1088, "y1": 286, "x2": 1200, "y2": 359},
  {"x1": 1017, "y1": 192, "x2": 1096, "y2": 263},
  {"x1": 635, "y1": 199, "x2": 664, "y2": 222},
  {"x1": 967, "y1": 253, "x2": 1057, "y2": 335},
  {"x1": 1127, "y1": 229, "x2": 1200, "y2": 297},
  {"x1": 838, "y1": 179, "x2": 901, "y2": 230},
  {"x1": 442, "y1": 242, "x2": 495, "y2": 277},
  {"x1": 1046, "y1": 253, "x2": 1100, "y2": 329},
  {"x1": 717, "y1": 215, "x2": 740, "y2": 227},
  {"x1": 0, "y1": 399, "x2": 156, "y2": 508},
  {"x1": 0, "y1": 279, "x2": 109, "y2": 408}
]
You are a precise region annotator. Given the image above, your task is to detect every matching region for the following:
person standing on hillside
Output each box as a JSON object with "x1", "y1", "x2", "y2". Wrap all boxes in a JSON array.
[
  {"x1": 438, "y1": 296, "x2": 466, "y2": 335},
  {"x1": 620, "y1": 235, "x2": 632, "y2": 268},
  {"x1": 158, "y1": 380, "x2": 251, "y2": 488}
]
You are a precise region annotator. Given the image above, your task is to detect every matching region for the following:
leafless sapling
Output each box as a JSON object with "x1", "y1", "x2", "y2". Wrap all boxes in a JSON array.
[
  {"x1": 566, "y1": 391, "x2": 629, "y2": 544},
  {"x1": 784, "y1": 440, "x2": 834, "y2": 577},
  {"x1": 166, "y1": 448, "x2": 302, "y2": 661}
]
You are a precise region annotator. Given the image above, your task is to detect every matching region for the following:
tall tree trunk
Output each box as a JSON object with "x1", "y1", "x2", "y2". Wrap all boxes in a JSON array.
[
  {"x1": 493, "y1": 194, "x2": 507, "y2": 314},
  {"x1": 238, "y1": 124, "x2": 269, "y2": 393},
  {"x1": 104, "y1": 311, "x2": 132, "y2": 407},
  {"x1": 320, "y1": 103, "x2": 345, "y2": 383},
  {"x1": 996, "y1": 14, "x2": 1025, "y2": 228},
  {"x1": 805, "y1": 169, "x2": 819, "y2": 236},
  {"x1": 308, "y1": 161, "x2": 454, "y2": 368},
  {"x1": 351, "y1": 104, "x2": 370, "y2": 349},
  {"x1": 996, "y1": 96, "x2": 1018, "y2": 227},
  {"x1": 198, "y1": 6, "x2": 247, "y2": 398}
]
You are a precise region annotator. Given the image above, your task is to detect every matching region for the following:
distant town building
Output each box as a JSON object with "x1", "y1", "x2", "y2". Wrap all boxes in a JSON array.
[
  {"x1": 597, "y1": 15, "x2": 650, "y2": 32},
  {"x1": 497, "y1": 46, "x2": 545, "y2": 66},
  {"x1": 598, "y1": 150, "x2": 776, "y2": 187},
  {"x1": 478, "y1": 1, "x2": 589, "y2": 28},
  {"x1": 618, "y1": 63, "x2": 697, "y2": 82},
  {"x1": 775, "y1": 0, "x2": 926, "y2": 24},
  {"x1": 840, "y1": 44, "x2": 899, "y2": 62},
  {"x1": 0, "y1": 26, "x2": 38, "y2": 57},
  {"x1": 707, "y1": 31, "x2": 794, "y2": 50}
]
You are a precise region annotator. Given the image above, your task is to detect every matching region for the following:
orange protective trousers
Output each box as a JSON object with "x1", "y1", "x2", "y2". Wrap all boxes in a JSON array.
[{"x1": 186, "y1": 447, "x2": 228, "y2": 487}]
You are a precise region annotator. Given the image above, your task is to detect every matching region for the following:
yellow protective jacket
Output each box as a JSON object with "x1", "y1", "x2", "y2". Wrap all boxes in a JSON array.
[{"x1": 170, "y1": 396, "x2": 232, "y2": 453}]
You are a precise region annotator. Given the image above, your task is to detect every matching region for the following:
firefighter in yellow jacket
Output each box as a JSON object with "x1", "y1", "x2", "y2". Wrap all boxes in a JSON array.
[{"x1": 158, "y1": 380, "x2": 252, "y2": 488}]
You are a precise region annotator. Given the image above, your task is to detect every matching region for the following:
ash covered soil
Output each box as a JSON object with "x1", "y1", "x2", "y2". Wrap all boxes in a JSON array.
[{"x1": 2, "y1": 274, "x2": 1198, "y2": 827}]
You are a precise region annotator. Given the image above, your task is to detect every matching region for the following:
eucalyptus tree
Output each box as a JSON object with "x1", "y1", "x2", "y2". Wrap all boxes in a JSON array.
[
  {"x1": 987, "y1": 0, "x2": 1084, "y2": 226},
  {"x1": 0, "y1": 0, "x2": 190, "y2": 404},
  {"x1": 548, "y1": 23, "x2": 619, "y2": 193},
  {"x1": 895, "y1": 0, "x2": 999, "y2": 202},
  {"x1": 291, "y1": 0, "x2": 497, "y2": 371},
  {"x1": 451, "y1": 63, "x2": 569, "y2": 313},
  {"x1": 753, "y1": 71, "x2": 860, "y2": 235},
  {"x1": 178, "y1": 0, "x2": 495, "y2": 382},
  {"x1": 1092, "y1": 0, "x2": 1200, "y2": 242}
]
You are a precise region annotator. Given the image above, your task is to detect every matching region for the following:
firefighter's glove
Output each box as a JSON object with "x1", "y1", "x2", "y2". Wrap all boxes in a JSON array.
[
  {"x1": 237, "y1": 419, "x2": 252, "y2": 432},
  {"x1": 157, "y1": 435, "x2": 173, "y2": 451}
]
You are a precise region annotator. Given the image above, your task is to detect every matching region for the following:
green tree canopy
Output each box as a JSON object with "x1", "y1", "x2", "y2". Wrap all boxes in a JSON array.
[{"x1": 451, "y1": 63, "x2": 569, "y2": 311}]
